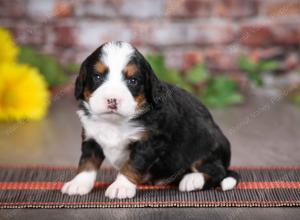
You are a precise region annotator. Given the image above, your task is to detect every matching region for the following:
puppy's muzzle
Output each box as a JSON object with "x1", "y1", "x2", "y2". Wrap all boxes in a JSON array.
[{"x1": 107, "y1": 98, "x2": 118, "y2": 110}]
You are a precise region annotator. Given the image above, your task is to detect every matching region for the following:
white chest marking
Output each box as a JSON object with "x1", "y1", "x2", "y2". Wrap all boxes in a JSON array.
[{"x1": 78, "y1": 110, "x2": 144, "y2": 169}]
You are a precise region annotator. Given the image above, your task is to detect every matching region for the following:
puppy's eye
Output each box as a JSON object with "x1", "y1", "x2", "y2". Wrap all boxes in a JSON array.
[
  {"x1": 93, "y1": 73, "x2": 102, "y2": 82},
  {"x1": 127, "y1": 78, "x2": 138, "y2": 86}
]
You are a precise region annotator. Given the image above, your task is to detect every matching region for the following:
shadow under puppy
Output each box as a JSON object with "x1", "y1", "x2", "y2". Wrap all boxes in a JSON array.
[{"x1": 62, "y1": 41, "x2": 239, "y2": 199}]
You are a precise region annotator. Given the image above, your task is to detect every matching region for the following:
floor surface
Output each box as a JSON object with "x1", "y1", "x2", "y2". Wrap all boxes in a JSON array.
[{"x1": 0, "y1": 91, "x2": 299, "y2": 219}]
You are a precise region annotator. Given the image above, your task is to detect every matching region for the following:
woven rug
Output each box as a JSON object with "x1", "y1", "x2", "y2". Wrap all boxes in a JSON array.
[{"x1": 0, "y1": 165, "x2": 299, "y2": 208}]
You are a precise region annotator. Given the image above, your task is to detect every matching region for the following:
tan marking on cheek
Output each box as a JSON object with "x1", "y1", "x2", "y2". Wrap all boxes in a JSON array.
[
  {"x1": 125, "y1": 64, "x2": 138, "y2": 77},
  {"x1": 83, "y1": 89, "x2": 92, "y2": 101},
  {"x1": 135, "y1": 93, "x2": 145, "y2": 109},
  {"x1": 94, "y1": 62, "x2": 107, "y2": 74}
]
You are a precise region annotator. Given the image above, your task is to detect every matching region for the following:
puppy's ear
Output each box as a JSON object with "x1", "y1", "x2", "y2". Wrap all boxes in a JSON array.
[
  {"x1": 75, "y1": 60, "x2": 87, "y2": 100},
  {"x1": 144, "y1": 60, "x2": 165, "y2": 106}
]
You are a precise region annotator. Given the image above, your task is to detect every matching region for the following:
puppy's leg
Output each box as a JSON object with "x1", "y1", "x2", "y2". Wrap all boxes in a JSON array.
[
  {"x1": 105, "y1": 162, "x2": 141, "y2": 199},
  {"x1": 61, "y1": 139, "x2": 104, "y2": 195},
  {"x1": 199, "y1": 162, "x2": 238, "y2": 191},
  {"x1": 105, "y1": 139, "x2": 164, "y2": 199},
  {"x1": 179, "y1": 160, "x2": 227, "y2": 192}
]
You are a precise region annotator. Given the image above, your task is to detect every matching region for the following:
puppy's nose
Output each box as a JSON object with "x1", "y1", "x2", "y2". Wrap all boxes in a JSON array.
[{"x1": 107, "y1": 98, "x2": 118, "y2": 110}]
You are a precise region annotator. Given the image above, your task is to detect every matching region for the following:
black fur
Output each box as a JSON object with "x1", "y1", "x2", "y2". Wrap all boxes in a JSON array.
[
  {"x1": 131, "y1": 49, "x2": 162, "y2": 106},
  {"x1": 75, "y1": 42, "x2": 239, "y2": 189},
  {"x1": 130, "y1": 83, "x2": 239, "y2": 187},
  {"x1": 78, "y1": 139, "x2": 105, "y2": 171},
  {"x1": 75, "y1": 45, "x2": 106, "y2": 100}
]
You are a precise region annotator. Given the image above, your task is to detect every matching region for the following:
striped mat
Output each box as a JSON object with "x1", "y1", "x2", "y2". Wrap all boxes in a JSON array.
[{"x1": 0, "y1": 165, "x2": 299, "y2": 208}]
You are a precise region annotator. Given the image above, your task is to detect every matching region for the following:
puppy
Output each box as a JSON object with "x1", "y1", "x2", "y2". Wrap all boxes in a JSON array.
[{"x1": 61, "y1": 41, "x2": 239, "y2": 199}]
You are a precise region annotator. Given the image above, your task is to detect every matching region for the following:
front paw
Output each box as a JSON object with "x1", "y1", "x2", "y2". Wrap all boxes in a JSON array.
[
  {"x1": 105, "y1": 174, "x2": 136, "y2": 199},
  {"x1": 61, "y1": 171, "x2": 96, "y2": 196},
  {"x1": 179, "y1": 172, "x2": 205, "y2": 192}
]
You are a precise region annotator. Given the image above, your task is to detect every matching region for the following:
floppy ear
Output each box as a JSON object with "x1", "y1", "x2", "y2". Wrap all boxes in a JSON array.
[
  {"x1": 144, "y1": 60, "x2": 165, "y2": 106},
  {"x1": 75, "y1": 60, "x2": 87, "y2": 100}
]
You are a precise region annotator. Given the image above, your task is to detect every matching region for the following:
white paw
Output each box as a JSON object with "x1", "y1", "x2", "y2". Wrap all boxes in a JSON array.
[
  {"x1": 179, "y1": 172, "x2": 205, "y2": 192},
  {"x1": 61, "y1": 171, "x2": 97, "y2": 195},
  {"x1": 105, "y1": 174, "x2": 136, "y2": 199},
  {"x1": 221, "y1": 177, "x2": 237, "y2": 191}
]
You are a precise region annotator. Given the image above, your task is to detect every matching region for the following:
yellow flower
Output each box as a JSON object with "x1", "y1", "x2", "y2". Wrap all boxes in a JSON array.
[
  {"x1": 0, "y1": 27, "x2": 19, "y2": 63},
  {"x1": 0, "y1": 63, "x2": 50, "y2": 121}
]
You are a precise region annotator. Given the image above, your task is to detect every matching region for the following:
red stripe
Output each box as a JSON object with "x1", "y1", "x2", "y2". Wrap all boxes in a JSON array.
[
  {"x1": 0, "y1": 200, "x2": 299, "y2": 207},
  {"x1": 0, "y1": 181, "x2": 299, "y2": 190},
  {"x1": 237, "y1": 181, "x2": 300, "y2": 189}
]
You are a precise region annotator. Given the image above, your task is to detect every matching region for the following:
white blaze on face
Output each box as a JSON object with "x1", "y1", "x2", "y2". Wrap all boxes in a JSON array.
[{"x1": 89, "y1": 42, "x2": 137, "y2": 118}]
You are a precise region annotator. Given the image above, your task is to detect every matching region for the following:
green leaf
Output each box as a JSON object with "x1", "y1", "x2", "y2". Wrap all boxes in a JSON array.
[
  {"x1": 147, "y1": 54, "x2": 166, "y2": 74},
  {"x1": 288, "y1": 86, "x2": 300, "y2": 105},
  {"x1": 185, "y1": 64, "x2": 209, "y2": 84},
  {"x1": 200, "y1": 75, "x2": 243, "y2": 108},
  {"x1": 212, "y1": 75, "x2": 236, "y2": 91},
  {"x1": 259, "y1": 60, "x2": 279, "y2": 72},
  {"x1": 65, "y1": 63, "x2": 80, "y2": 75},
  {"x1": 18, "y1": 46, "x2": 68, "y2": 87},
  {"x1": 239, "y1": 56, "x2": 264, "y2": 87},
  {"x1": 249, "y1": 72, "x2": 264, "y2": 86},
  {"x1": 292, "y1": 94, "x2": 300, "y2": 104},
  {"x1": 239, "y1": 56, "x2": 280, "y2": 87},
  {"x1": 147, "y1": 54, "x2": 183, "y2": 85},
  {"x1": 147, "y1": 54, "x2": 243, "y2": 108},
  {"x1": 239, "y1": 56, "x2": 256, "y2": 74}
]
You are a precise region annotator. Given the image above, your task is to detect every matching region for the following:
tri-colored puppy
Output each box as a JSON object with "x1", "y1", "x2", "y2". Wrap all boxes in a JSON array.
[{"x1": 61, "y1": 41, "x2": 239, "y2": 199}]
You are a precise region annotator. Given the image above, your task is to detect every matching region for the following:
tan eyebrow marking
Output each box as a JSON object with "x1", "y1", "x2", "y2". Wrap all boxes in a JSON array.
[
  {"x1": 94, "y1": 62, "x2": 108, "y2": 74},
  {"x1": 124, "y1": 64, "x2": 138, "y2": 77}
]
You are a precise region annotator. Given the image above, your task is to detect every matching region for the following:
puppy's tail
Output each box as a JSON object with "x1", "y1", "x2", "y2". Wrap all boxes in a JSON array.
[{"x1": 220, "y1": 170, "x2": 240, "y2": 191}]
